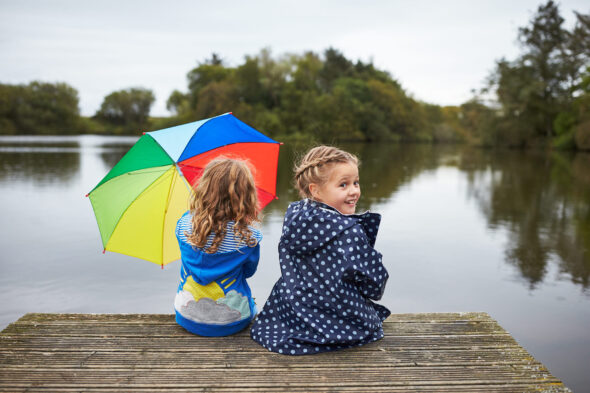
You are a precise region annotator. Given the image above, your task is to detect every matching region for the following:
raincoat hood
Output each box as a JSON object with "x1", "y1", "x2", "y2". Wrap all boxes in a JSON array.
[{"x1": 281, "y1": 199, "x2": 381, "y2": 255}]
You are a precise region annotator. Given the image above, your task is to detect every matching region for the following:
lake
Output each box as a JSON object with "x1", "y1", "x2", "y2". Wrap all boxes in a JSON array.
[{"x1": 0, "y1": 135, "x2": 589, "y2": 391}]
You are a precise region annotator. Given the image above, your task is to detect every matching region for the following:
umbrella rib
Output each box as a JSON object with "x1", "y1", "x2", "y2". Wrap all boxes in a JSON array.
[
  {"x1": 88, "y1": 166, "x2": 174, "y2": 196},
  {"x1": 123, "y1": 168, "x2": 173, "y2": 175},
  {"x1": 125, "y1": 168, "x2": 176, "y2": 201},
  {"x1": 160, "y1": 167, "x2": 181, "y2": 266},
  {"x1": 175, "y1": 163, "x2": 193, "y2": 194}
]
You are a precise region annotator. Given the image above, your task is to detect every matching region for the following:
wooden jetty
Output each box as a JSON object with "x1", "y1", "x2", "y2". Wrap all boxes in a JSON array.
[{"x1": 0, "y1": 312, "x2": 570, "y2": 392}]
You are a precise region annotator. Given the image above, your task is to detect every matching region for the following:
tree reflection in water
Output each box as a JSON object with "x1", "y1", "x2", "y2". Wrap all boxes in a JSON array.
[
  {"x1": 0, "y1": 141, "x2": 81, "y2": 186},
  {"x1": 459, "y1": 149, "x2": 590, "y2": 291}
]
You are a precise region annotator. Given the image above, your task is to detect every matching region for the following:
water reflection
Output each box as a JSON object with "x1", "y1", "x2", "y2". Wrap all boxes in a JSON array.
[
  {"x1": 268, "y1": 143, "x2": 590, "y2": 291},
  {"x1": 0, "y1": 147, "x2": 80, "y2": 186},
  {"x1": 458, "y1": 149, "x2": 590, "y2": 291},
  {"x1": 3, "y1": 135, "x2": 586, "y2": 292}
]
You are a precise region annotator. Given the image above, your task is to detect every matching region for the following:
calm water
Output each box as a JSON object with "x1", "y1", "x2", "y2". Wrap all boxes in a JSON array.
[{"x1": 1, "y1": 135, "x2": 589, "y2": 391}]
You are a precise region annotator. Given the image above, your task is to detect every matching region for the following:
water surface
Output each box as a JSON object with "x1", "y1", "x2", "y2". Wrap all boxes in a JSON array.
[{"x1": 0, "y1": 136, "x2": 588, "y2": 391}]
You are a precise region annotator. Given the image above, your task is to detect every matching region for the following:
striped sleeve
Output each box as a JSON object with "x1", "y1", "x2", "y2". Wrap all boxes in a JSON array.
[{"x1": 176, "y1": 213, "x2": 192, "y2": 242}]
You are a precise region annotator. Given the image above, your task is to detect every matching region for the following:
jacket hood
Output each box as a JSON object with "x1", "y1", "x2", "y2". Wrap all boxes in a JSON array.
[{"x1": 280, "y1": 199, "x2": 381, "y2": 255}]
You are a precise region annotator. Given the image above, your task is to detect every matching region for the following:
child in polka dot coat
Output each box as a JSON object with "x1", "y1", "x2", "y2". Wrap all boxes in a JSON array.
[{"x1": 251, "y1": 146, "x2": 390, "y2": 355}]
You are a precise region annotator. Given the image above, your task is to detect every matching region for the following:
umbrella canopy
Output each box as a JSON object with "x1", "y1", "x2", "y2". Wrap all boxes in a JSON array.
[{"x1": 87, "y1": 113, "x2": 280, "y2": 267}]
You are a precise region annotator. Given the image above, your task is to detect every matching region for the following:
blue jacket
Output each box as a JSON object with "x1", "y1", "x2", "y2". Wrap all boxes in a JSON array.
[
  {"x1": 250, "y1": 199, "x2": 390, "y2": 355},
  {"x1": 174, "y1": 211, "x2": 261, "y2": 336}
]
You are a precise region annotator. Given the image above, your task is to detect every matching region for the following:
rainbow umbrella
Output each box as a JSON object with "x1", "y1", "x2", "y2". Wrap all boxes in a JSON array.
[{"x1": 87, "y1": 113, "x2": 280, "y2": 267}]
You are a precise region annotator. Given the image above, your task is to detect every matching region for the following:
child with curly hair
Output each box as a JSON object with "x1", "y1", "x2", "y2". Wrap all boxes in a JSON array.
[{"x1": 174, "y1": 158, "x2": 262, "y2": 336}]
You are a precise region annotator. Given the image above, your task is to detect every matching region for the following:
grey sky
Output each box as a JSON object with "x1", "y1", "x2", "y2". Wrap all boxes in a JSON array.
[{"x1": 1, "y1": 0, "x2": 588, "y2": 117}]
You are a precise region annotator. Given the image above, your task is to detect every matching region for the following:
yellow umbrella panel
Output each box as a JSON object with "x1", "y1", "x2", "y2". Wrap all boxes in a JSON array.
[{"x1": 87, "y1": 134, "x2": 192, "y2": 266}]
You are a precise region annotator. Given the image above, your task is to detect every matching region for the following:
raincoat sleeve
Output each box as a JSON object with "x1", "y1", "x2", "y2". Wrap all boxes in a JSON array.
[
  {"x1": 243, "y1": 243, "x2": 260, "y2": 279},
  {"x1": 340, "y1": 224, "x2": 388, "y2": 301}
]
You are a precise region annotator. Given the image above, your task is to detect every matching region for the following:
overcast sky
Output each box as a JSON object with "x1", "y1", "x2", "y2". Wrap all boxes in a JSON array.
[{"x1": 1, "y1": 0, "x2": 588, "y2": 117}]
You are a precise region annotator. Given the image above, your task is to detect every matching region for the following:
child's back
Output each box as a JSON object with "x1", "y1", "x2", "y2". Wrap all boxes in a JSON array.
[
  {"x1": 175, "y1": 213, "x2": 261, "y2": 336},
  {"x1": 250, "y1": 199, "x2": 390, "y2": 354}
]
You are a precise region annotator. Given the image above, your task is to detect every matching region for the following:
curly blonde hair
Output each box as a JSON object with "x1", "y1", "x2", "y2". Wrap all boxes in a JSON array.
[
  {"x1": 187, "y1": 158, "x2": 260, "y2": 254},
  {"x1": 294, "y1": 145, "x2": 359, "y2": 199}
]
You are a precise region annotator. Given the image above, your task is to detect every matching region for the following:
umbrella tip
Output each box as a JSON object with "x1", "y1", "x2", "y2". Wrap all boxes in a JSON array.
[
  {"x1": 142, "y1": 132, "x2": 146, "y2": 135},
  {"x1": 228, "y1": 112, "x2": 233, "y2": 115},
  {"x1": 85, "y1": 193, "x2": 89, "y2": 197},
  {"x1": 279, "y1": 142, "x2": 284, "y2": 145},
  {"x1": 102, "y1": 249, "x2": 106, "y2": 254}
]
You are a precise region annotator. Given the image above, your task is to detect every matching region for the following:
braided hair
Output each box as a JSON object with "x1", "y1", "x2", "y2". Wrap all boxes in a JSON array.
[{"x1": 294, "y1": 145, "x2": 359, "y2": 199}]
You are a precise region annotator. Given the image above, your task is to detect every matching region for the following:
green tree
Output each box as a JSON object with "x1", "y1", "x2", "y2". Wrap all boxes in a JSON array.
[
  {"x1": 318, "y1": 47, "x2": 354, "y2": 92},
  {"x1": 95, "y1": 87, "x2": 155, "y2": 132},
  {"x1": 274, "y1": 52, "x2": 322, "y2": 137},
  {"x1": 291, "y1": 51, "x2": 322, "y2": 92},
  {"x1": 367, "y1": 79, "x2": 418, "y2": 141},
  {"x1": 0, "y1": 84, "x2": 20, "y2": 134},
  {"x1": 0, "y1": 81, "x2": 80, "y2": 134},
  {"x1": 485, "y1": 1, "x2": 590, "y2": 147},
  {"x1": 193, "y1": 81, "x2": 238, "y2": 119},
  {"x1": 457, "y1": 100, "x2": 498, "y2": 146},
  {"x1": 168, "y1": 47, "x2": 473, "y2": 143},
  {"x1": 235, "y1": 56, "x2": 264, "y2": 105},
  {"x1": 186, "y1": 54, "x2": 232, "y2": 110},
  {"x1": 166, "y1": 90, "x2": 189, "y2": 116},
  {"x1": 572, "y1": 68, "x2": 590, "y2": 150}
]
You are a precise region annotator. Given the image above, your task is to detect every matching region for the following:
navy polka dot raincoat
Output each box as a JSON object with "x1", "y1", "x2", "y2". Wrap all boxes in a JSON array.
[{"x1": 251, "y1": 199, "x2": 390, "y2": 355}]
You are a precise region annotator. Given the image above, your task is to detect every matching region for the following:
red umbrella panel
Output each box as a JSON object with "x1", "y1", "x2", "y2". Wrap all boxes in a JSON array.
[{"x1": 178, "y1": 141, "x2": 280, "y2": 208}]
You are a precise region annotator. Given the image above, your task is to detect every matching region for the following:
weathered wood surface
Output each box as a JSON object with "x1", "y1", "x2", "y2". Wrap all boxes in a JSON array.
[{"x1": 0, "y1": 312, "x2": 570, "y2": 392}]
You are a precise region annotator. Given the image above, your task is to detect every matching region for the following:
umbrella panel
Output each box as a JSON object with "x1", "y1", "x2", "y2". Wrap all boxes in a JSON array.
[
  {"x1": 177, "y1": 114, "x2": 276, "y2": 162},
  {"x1": 89, "y1": 165, "x2": 172, "y2": 247},
  {"x1": 91, "y1": 135, "x2": 174, "y2": 192},
  {"x1": 178, "y1": 142, "x2": 279, "y2": 197},
  {"x1": 105, "y1": 166, "x2": 190, "y2": 265}
]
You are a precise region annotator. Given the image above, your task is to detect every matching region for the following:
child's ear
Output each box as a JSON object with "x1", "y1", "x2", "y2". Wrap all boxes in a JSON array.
[{"x1": 309, "y1": 183, "x2": 320, "y2": 199}]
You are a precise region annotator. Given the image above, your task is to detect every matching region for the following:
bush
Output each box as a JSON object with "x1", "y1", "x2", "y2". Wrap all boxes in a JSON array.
[
  {"x1": 553, "y1": 130, "x2": 577, "y2": 150},
  {"x1": 574, "y1": 120, "x2": 590, "y2": 150}
]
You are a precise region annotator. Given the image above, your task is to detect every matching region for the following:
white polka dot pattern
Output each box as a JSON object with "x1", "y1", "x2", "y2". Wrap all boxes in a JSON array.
[{"x1": 250, "y1": 199, "x2": 390, "y2": 355}]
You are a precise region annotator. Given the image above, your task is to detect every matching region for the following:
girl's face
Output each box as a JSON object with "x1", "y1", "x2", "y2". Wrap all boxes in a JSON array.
[{"x1": 310, "y1": 162, "x2": 360, "y2": 215}]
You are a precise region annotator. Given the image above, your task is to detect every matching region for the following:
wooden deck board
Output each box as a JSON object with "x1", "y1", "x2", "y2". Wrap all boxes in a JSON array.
[{"x1": 0, "y1": 312, "x2": 571, "y2": 392}]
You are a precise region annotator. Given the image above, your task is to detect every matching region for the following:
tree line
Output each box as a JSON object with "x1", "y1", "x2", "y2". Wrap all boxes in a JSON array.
[{"x1": 1, "y1": 1, "x2": 588, "y2": 149}]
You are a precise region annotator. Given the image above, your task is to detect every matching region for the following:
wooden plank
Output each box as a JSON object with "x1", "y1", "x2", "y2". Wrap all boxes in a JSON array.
[
  {"x1": 0, "y1": 385, "x2": 572, "y2": 393},
  {"x1": 0, "y1": 347, "x2": 538, "y2": 368},
  {"x1": 1, "y1": 321, "x2": 507, "y2": 337},
  {"x1": 0, "y1": 333, "x2": 522, "y2": 352},
  {"x1": 0, "y1": 366, "x2": 563, "y2": 386},
  {"x1": 14, "y1": 312, "x2": 493, "y2": 323},
  {"x1": 0, "y1": 312, "x2": 571, "y2": 392}
]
